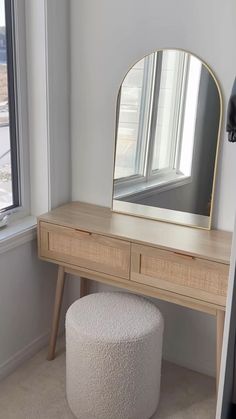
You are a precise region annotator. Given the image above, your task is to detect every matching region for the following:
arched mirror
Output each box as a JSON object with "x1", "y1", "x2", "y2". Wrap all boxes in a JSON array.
[{"x1": 112, "y1": 49, "x2": 222, "y2": 229}]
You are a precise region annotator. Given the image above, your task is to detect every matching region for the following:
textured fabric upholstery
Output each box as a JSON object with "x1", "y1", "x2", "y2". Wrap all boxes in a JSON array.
[{"x1": 66, "y1": 292, "x2": 164, "y2": 419}]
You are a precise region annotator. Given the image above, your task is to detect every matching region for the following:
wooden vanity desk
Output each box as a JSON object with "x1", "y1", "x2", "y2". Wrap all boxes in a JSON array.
[{"x1": 37, "y1": 201, "x2": 232, "y2": 387}]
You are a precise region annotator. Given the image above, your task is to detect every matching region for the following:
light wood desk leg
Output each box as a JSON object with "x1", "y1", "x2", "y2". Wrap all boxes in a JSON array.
[
  {"x1": 80, "y1": 277, "x2": 89, "y2": 298},
  {"x1": 216, "y1": 309, "x2": 225, "y2": 391},
  {"x1": 47, "y1": 266, "x2": 66, "y2": 361}
]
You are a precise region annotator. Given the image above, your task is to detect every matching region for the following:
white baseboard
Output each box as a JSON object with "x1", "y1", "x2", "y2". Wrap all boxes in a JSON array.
[{"x1": 0, "y1": 331, "x2": 51, "y2": 381}]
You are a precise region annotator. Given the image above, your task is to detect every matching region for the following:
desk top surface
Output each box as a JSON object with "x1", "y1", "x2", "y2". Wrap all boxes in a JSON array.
[{"x1": 38, "y1": 202, "x2": 232, "y2": 265}]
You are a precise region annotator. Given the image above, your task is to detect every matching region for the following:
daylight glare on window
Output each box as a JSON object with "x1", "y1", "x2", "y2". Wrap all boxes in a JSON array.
[{"x1": 114, "y1": 59, "x2": 146, "y2": 180}]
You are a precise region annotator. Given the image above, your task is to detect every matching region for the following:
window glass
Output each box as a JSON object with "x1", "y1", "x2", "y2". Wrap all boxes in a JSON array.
[
  {"x1": 179, "y1": 56, "x2": 202, "y2": 176},
  {"x1": 152, "y1": 50, "x2": 185, "y2": 172},
  {"x1": 0, "y1": 0, "x2": 19, "y2": 212},
  {"x1": 114, "y1": 59, "x2": 145, "y2": 179}
]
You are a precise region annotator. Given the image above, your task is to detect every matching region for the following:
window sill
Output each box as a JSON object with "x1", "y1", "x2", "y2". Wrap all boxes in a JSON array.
[
  {"x1": 0, "y1": 215, "x2": 37, "y2": 255},
  {"x1": 114, "y1": 174, "x2": 191, "y2": 201}
]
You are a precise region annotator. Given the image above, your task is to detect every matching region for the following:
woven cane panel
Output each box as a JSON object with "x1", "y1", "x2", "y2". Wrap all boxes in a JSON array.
[
  {"x1": 141, "y1": 255, "x2": 228, "y2": 297},
  {"x1": 48, "y1": 231, "x2": 130, "y2": 279}
]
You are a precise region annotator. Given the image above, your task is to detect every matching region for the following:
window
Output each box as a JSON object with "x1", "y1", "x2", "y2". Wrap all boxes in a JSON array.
[
  {"x1": 114, "y1": 50, "x2": 202, "y2": 199},
  {"x1": 114, "y1": 56, "x2": 154, "y2": 180},
  {"x1": 0, "y1": 0, "x2": 19, "y2": 212}
]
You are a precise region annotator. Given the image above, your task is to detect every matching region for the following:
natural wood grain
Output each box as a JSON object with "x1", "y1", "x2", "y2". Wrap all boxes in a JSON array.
[
  {"x1": 37, "y1": 201, "x2": 231, "y2": 381},
  {"x1": 37, "y1": 202, "x2": 231, "y2": 313},
  {"x1": 40, "y1": 222, "x2": 131, "y2": 280},
  {"x1": 47, "y1": 266, "x2": 66, "y2": 361},
  {"x1": 37, "y1": 252, "x2": 224, "y2": 315},
  {"x1": 38, "y1": 202, "x2": 232, "y2": 264},
  {"x1": 65, "y1": 264, "x2": 219, "y2": 315},
  {"x1": 131, "y1": 244, "x2": 228, "y2": 306}
]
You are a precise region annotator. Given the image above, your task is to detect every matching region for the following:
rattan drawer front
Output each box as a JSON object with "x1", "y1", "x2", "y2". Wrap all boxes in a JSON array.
[
  {"x1": 131, "y1": 244, "x2": 229, "y2": 306},
  {"x1": 39, "y1": 222, "x2": 131, "y2": 279}
]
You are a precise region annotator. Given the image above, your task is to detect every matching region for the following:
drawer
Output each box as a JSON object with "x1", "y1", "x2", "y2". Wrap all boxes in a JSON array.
[
  {"x1": 131, "y1": 244, "x2": 229, "y2": 306},
  {"x1": 39, "y1": 222, "x2": 131, "y2": 279}
]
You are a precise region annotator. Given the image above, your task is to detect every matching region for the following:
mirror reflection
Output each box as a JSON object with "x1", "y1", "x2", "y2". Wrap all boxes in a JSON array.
[{"x1": 113, "y1": 49, "x2": 221, "y2": 229}]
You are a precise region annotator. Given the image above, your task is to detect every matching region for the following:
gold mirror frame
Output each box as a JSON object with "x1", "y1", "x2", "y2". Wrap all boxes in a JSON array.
[{"x1": 111, "y1": 48, "x2": 223, "y2": 230}]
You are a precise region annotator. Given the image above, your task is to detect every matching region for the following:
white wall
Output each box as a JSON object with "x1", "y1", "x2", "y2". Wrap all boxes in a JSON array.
[
  {"x1": 0, "y1": 241, "x2": 58, "y2": 379},
  {"x1": 26, "y1": 0, "x2": 71, "y2": 213},
  {"x1": 46, "y1": 0, "x2": 71, "y2": 209},
  {"x1": 70, "y1": 0, "x2": 236, "y2": 376},
  {"x1": 71, "y1": 0, "x2": 236, "y2": 231},
  {"x1": 26, "y1": 0, "x2": 50, "y2": 215}
]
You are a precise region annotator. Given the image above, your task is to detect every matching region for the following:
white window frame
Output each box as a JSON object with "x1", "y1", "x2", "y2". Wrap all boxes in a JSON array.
[
  {"x1": 0, "y1": 0, "x2": 30, "y2": 221},
  {"x1": 0, "y1": 0, "x2": 70, "y2": 253}
]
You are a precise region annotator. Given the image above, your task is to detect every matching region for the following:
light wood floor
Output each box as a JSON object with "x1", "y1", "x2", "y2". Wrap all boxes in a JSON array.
[{"x1": 0, "y1": 339, "x2": 216, "y2": 419}]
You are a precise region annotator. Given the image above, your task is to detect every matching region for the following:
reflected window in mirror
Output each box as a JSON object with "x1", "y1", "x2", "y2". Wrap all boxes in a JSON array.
[{"x1": 113, "y1": 49, "x2": 222, "y2": 229}]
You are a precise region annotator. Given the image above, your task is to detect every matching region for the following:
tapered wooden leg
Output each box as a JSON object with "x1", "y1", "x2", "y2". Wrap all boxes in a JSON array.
[
  {"x1": 47, "y1": 266, "x2": 66, "y2": 361},
  {"x1": 80, "y1": 277, "x2": 89, "y2": 298},
  {"x1": 216, "y1": 309, "x2": 225, "y2": 391}
]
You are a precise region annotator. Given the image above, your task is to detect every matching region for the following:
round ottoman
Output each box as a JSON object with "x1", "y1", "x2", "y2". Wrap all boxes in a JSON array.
[{"x1": 66, "y1": 292, "x2": 164, "y2": 419}]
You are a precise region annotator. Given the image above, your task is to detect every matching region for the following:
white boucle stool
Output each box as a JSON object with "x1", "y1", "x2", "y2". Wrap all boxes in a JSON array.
[{"x1": 66, "y1": 292, "x2": 164, "y2": 419}]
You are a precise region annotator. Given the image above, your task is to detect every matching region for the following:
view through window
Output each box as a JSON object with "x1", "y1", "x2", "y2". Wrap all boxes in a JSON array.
[{"x1": 0, "y1": 0, "x2": 19, "y2": 212}]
